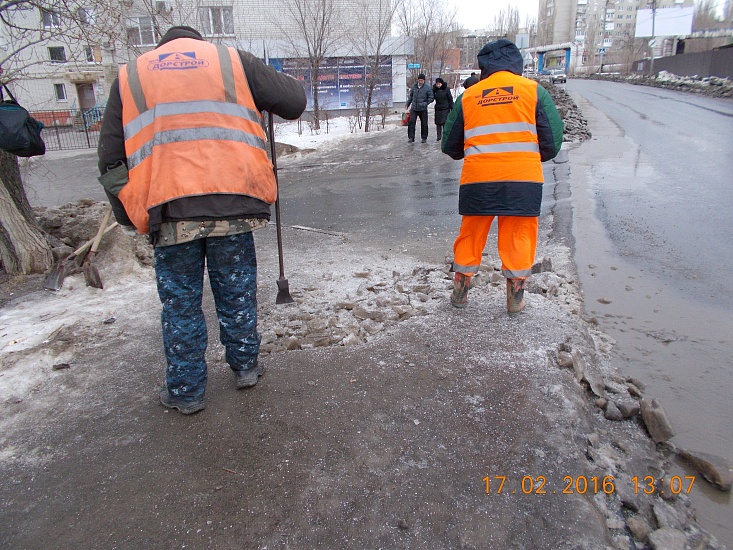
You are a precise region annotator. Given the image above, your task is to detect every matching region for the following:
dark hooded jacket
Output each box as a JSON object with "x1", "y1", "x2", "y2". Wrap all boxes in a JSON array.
[
  {"x1": 405, "y1": 79, "x2": 434, "y2": 112},
  {"x1": 463, "y1": 74, "x2": 479, "y2": 89},
  {"x1": 432, "y1": 78, "x2": 454, "y2": 125},
  {"x1": 97, "y1": 26, "x2": 306, "y2": 237},
  {"x1": 440, "y1": 39, "x2": 564, "y2": 217}
]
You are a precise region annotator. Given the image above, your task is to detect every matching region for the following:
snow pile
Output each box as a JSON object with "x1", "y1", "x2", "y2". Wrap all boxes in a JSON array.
[{"x1": 585, "y1": 71, "x2": 733, "y2": 99}]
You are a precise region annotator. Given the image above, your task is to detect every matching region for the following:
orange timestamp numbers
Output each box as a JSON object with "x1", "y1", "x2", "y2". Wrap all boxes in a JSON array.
[{"x1": 483, "y1": 475, "x2": 696, "y2": 495}]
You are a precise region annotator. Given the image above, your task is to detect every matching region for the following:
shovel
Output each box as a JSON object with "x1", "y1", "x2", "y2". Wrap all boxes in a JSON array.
[
  {"x1": 268, "y1": 111, "x2": 294, "y2": 305},
  {"x1": 83, "y1": 207, "x2": 114, "y2": 289},
  {"x1": 44, "y1": 220, "x2": 118, "y2": 291}
]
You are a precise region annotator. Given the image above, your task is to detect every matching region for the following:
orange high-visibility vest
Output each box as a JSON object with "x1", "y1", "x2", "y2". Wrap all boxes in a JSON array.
[
  {"x1": 459, "y1": 73, "x2": 543, "y2": 186},
  {"x1": 117, "y1": 38, "x2": 276, "y2": 233}
]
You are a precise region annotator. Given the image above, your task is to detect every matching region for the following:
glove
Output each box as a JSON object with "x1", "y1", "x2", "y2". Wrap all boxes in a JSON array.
[{"x1": 120, "y1": 225, "x2": 137, "y2": 237}]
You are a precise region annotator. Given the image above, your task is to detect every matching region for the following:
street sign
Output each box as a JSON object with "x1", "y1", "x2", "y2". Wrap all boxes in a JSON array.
[
  {"x1": 407, "y1": 63, "x2": 420, "y2": 69},
  {"x1": 598, "y1": 48, "x2": 606, "y2": 54}
]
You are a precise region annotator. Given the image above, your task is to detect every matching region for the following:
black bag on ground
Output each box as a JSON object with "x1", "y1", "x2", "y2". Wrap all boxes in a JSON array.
[{"x1": 0, "y1": 84, "x2": 46, "y2": 157}]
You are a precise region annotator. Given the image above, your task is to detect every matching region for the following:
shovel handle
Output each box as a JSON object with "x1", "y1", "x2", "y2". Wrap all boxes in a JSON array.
[
  {"x1": 89, "y1": 208, "x2": 114, "y2": 255},
  {"x1": 70, "y1": 222, "x2": 119, "y2": 258},
  {"x1": 268, "y1": 111, "x2": 287, "y2": 280}
]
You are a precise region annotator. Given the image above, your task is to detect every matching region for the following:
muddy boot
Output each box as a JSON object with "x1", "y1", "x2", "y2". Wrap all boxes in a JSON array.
[
  {"x1": 506, "y1": 278, "x2": 526, "y2": 316},
  {"x1": 451, "y1": 273, "x2": 470, "y2": 308}
]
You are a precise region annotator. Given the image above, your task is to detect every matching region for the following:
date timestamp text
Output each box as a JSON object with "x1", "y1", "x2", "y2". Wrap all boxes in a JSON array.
[{"x1": 483, "y1": 475, "x2": 696, "y2": 495}]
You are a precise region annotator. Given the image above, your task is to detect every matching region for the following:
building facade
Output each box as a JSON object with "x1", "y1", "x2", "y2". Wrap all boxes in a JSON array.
[
  {"x1": 538, "y1": 0, "x2": 695, "y2": 73},
  {"x1": 1, "y1": 0, "x2": 411, "y2": 119}
]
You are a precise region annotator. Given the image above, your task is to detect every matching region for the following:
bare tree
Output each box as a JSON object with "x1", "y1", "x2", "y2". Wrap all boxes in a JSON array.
[
  {"x1": 396, "y1": 0, "x2": 455, "y2": 81},
  {"x1": 0, "y1": 0, "x2": 126, "y2": 274},
  {"x1": 492, "y1": 6, "x2": 520, "y2": 39},
  {"x1": 279, "y1": 0, "x2": 345, "y2": 129},
  {"x1": 614, "y1": 29, "x2": 647, "y2": 73},
  {"x1": 349, "y1": 0, "x2": 402, "y2": 132},
  {"x1": 693, "y1": 0, "x2": 724, "y2": 30}
]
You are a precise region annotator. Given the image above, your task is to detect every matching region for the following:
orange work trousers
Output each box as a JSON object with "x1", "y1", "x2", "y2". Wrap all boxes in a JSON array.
[{"x1": 453, "y1": 215, "x2": 538, "y2": 279}]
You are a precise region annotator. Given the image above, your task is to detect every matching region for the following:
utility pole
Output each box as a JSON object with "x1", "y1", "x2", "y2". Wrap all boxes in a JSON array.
[
  {"x1": 599, "y1": 0, "x2": 610, "y2": 74},
  {"x1": 648, "y1": 0, "x2": 657, "y2": 77}
]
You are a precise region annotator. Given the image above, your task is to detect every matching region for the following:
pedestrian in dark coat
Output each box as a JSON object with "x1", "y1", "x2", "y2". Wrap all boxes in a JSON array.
[
  {"x1": 405, "y1": 73, "x2": 434, "y2": 143},
  {"x1": 433, "y1": 77, "x2": 453, "y2": 141},
  {"x1": 463, "y1": 72, "x2": 479, "y2": 89}
]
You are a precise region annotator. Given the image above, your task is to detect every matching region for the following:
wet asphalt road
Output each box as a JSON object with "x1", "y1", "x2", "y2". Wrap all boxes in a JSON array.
[
  {"x1": 566, "y1": 79, "x2": 733, "y2": 546},
  {"x1": 275, "y1": 126, "x2": 559, "y2": 266},
  {"x1": 276, "y1": 130, "x2": 463, "y2": 264}
]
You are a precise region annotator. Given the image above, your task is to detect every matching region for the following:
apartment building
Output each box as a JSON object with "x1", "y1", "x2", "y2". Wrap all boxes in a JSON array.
[
  {"x1": 1, "y1": 0, "x2": 411, "y2": 120},
  {"x1": 538, "y1": 0, "x2": 694, "y2": 72}
]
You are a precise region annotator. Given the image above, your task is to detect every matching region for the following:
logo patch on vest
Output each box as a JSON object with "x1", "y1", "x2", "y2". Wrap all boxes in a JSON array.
[
  {"x1": 477, "y1": 87, "x2": 519, "y2": 106},
  {"x1": 147, "y1": 52, "x2": 210, "y2": 71}
]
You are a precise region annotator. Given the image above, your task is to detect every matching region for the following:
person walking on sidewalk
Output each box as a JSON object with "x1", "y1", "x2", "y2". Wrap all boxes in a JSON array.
[
  {"x1": 432, "y1": 77, "x2": 453, "y2": 141},
  {"x1": 463, "y1": 72, "x2": 479, "y2": 89},
  {"x1": 441, "y1": 39, "x2": 563, "y2": 316},
  {"x1": 406, "y1": 73, "x2": 434, "y2": 143},
  {"x1": 97, "y1": 26, "x2": 306, "y2": 414}
]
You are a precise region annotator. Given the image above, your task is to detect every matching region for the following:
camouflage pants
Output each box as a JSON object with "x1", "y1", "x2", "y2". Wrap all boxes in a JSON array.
[{"x1": 154, "y1": 232, "x2": 260, "y2": 401}]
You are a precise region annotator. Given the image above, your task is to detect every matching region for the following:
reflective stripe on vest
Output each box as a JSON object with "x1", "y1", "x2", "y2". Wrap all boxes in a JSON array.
[
  {"x1": 125, "y1": 103, "x2": 265, "y2": 170},
  {"x1": 459, "y1": 74, "x2": 544, "y2": 185},
  {"x1": 117, "y1": 39, "x2": 276, "y2": 233}
]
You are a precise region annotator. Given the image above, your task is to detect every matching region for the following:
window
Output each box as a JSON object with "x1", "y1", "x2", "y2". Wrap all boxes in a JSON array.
[
  {"x1": 85, "y1": 45, "x2": 101, "y2": 63},
  {"x1": 199, "y1": 6, "x2": 234, "y2": 35},
  {"x1": 126, "y1": 16, "x2": 156, "y2": 46},
  {"x1": 55, "y1": 83, "x2": 67, "y2": 101},
  {"x1": 77, "y1": 7, "x2": 95, "y2": 24},
  {"x1": 41, "y1": 8, "x2": 61, "y2": 28},
  {"x1": 48, "y1": 46, "x2": 66, "y2": 63}
]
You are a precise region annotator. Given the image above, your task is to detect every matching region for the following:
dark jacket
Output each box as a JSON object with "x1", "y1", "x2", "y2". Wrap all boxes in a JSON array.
[
  {"x1": 405, "y1": 81, "x2": 434, "y2": 112},
  {"x1": 463, "y1": 75, "x2": 479, "y2": 89},
  {"x1": 432, "y1": 78, "x2": 453, "y2": 125},
  {"x1": 441, "y1": 39, "x2": 564, "y2": 217},
  {"x1": 97, "y1": 26, "x2": 306, "y2": 232}
]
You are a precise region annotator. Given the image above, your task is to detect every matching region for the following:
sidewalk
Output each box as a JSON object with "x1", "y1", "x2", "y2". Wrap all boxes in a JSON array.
[{"x1": 0, "y1": 123, "x2": 721, "y2": 549}]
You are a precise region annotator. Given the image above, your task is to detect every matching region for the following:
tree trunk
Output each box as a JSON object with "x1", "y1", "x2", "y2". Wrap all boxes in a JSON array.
[
  {"x1": 0, "y1": 150, "x2": 38, "y2": 227},
  {"x1": 0, "y1": 151, "x2": 53, "y2": 275},
  {"x1": 311, "y1": 61, "x2": 321, "y2": 130}
]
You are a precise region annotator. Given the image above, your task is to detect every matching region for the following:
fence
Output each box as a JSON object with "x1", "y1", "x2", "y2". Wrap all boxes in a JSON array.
[
  {"x1": 632, "y1": 47, "x2": 733, "y2": 79},
  {"x1": 32, "y1": 107, "x2": 105, "y2": 151}
]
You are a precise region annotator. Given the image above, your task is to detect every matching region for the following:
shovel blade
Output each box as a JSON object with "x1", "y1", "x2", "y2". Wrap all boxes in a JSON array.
[
  {"x1": 83, "y1": 261, "x2": 103, "y2": 289},
  {"x1": 83, "y1": 252, "x2": 103, "y2": 289},
  {"x1": 43, "y1": 261, "x2": 67, "y2": 291},
  {"x1": 275, "y1": 277, "x2": 294, "y2": 304}
]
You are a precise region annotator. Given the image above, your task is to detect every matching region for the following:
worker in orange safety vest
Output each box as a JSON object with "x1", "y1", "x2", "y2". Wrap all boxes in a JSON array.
[{"x1": 441, "y1": 39, "x2": 564, "y2": 316}]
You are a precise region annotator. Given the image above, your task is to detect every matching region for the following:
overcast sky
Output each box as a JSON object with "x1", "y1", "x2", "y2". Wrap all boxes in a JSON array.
[{"x1": 451, "y1": 0, "x2": 541, "y2": 31}]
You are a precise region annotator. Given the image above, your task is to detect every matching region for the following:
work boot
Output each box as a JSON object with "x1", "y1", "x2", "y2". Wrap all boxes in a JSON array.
[
  {"x1": 506, "y1": 278, "x2": 526, "y2": 317},
  {"x1": 450, "y1": 273, "x2": 470, "y2": 308},
  {"x1": 235, "y1": 364, "x2": 263, "y2": 389},
  {"x1": 159, "y1": 389, "x2": 206, "y2": 415}
]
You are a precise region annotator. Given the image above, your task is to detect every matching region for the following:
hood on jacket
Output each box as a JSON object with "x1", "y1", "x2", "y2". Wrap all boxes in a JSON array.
[
  {"x1": 157, "y1": 26, "x2": 204, "y2": 47},
  {"x1": 477, "y1": 39, "x2": 523, "y2": 79}
]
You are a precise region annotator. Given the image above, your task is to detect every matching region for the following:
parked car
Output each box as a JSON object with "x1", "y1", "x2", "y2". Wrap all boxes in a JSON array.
[{"x1": 550, "y1": 69, "x2": 567, "y2": 84}]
